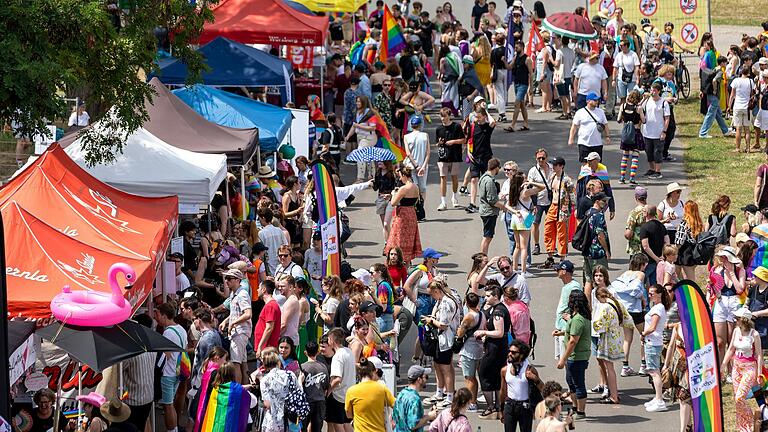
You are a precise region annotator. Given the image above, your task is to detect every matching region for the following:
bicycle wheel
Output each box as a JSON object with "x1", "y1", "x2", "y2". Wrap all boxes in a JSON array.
[{"x1": 680, "y1": 66, "x2": 691, "y2": 99}]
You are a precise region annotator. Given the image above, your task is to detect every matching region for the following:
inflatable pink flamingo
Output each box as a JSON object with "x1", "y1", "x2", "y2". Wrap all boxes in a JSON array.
[{"x1": 50, "y1": 263, "x2": 136, "y2": 327}]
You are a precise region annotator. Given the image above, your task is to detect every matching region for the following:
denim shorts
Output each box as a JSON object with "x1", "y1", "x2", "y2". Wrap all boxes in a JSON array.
[
  {"x1": 160, "y1": 375, "x2": 179, "y2": 405},
  {"x1": 415, "y1": 293, "x2": 436, "y2": 322},
  {"x1": 565, "y1": 359, "x2": 589, "y2": 399},
  {"x1": 616, "y1": 80, "x2": 636, "y2": 98},
  {"x1": 377, "y1": 313, "x2": 394, "y2": 333},
  {"x1": 644, "y1": 344, "x2": 663, "y2": 371},
  {"x1": 514, "y1": 84, "x2": 529, "y2": 102}
]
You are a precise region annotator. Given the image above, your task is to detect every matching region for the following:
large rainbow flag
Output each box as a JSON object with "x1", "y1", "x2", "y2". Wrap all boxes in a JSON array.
[
  {"x1": 749, "y1": 223, "x2": 768, "y2": 272},
  {"x1": 370, "y1": 114, "x2": 405, "y2": 162},
  {"x1": 379, "y1": 5, "x2": 406, "y2": 62},
  {"x1": 674, "y1": 280, "x2": 724, "y2": 432},
  {"x1": 310, "y1": 161, "x2": 341, "y2": 276},
  {"x1": 197, "y1": 381, "x2": 251, "y2": 432}
]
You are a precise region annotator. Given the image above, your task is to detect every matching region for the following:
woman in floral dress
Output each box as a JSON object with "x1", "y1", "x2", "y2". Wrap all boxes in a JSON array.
[
  {"x1": 592, "y1": 285, "x2": 629, "y2": 404},
  {"x1": 260, "y1": 350, "x2": 294, "y2": 432}
]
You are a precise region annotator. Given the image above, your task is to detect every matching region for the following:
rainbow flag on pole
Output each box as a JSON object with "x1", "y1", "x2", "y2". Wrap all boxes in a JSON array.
[
  {"x1": 310, "y1": 161, "x2": 341, "y2": 277},
  {"x1": 370, "y1": 114, "x2": 405, "y2": 162},
  {"x1": 674, "y1": 280, "x2": 724, "y2": 432},
  {"x1": 198, "y1": 382, "x2": 251, "y2": 432},
  {"x1": 379, "y1": 5, "x2": 406, "y2": 62}
]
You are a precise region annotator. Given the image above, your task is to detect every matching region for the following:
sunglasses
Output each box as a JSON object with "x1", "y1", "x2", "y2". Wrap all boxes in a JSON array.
[
  {"x1": 383, "y1": 83, "x2": 392, "y2": 86},
  {"x1": 278, "y1": 253, "x2": 290, "y2": 257},
  {"x1": 503, "y1": 168, "x2": 514, "y2": 172},
  {"x1": 536, "y1": 156, "x2": 546, "y2": 160},
  {"x1": 499, "y1": 265, "x2": 511, "y2": 271}
]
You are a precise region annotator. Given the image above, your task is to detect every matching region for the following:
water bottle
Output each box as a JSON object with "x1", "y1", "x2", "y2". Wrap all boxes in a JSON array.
[{"x1": 477, "y1": 426, "x2": 481, "y2": 432}]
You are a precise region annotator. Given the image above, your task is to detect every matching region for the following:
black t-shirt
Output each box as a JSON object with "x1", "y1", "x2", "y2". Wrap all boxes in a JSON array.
[
  {"x1": 639, "y1": 219, "x2": 667, "y2": 260},
  {"x1": 300, "y1": 359, "x2": 329, "y2": 402},
  {"x1": 468, "y1": 122, "x2": 495, "y2": 161},
  {"x1": 435, "y1": 122, "x2": 465, "y2": 162},
  {"x1": 183, "y1": 237, "x2": 197, "y2": 272},
  {"x1": 490, "y1": 46, "x2": 506, "y2": 70},
  {"x1": 416, "y1": 20, "x2": 435, "y2": 47},
  {"x1": 471, "y1": 3, "x2": 489, "y2": 30},
  {"x1": 707, "y1": 214, "x2": 735, "y2": 243},
  {"x1": 483, "y1": 302, "x2": 511, "y2": 349},
  {"x1": 28, "y1": 410, "x2": 68, "y2": 432},
  {"x1": 576, "y1": 196, "x2": 594, "y2": 220}
]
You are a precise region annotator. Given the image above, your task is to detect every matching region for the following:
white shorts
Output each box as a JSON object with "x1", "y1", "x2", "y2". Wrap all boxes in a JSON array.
[
  {"x1": 732, "y1": 109, "x2": 750, "y2": 127},
  {"x1": 438, "y1": 161, "x2": 460, "y2": 177},
  {"x1": 229, "y1": 333, "x2": 249, "y2": 363},
  {"x1": 755, "y1": 109, "x2": 768, "y2": 131},
  {"x1": 712, "y1": 295, "x2": 741, "y2": 323}
]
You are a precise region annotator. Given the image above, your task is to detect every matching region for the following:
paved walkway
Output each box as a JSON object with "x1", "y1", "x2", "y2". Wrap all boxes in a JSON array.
[{"x1": 338, "y1": 101, "x2": 688, "y2": 431}]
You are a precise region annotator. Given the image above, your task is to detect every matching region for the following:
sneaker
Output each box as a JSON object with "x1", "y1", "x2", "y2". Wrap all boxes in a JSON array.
[
  {"x1": 538, "y1": 257, "x2": 555, "y2": 270},
  {"x1": 498, "y1": 114, "x2": 507, "y2": 122},
  {"x1": 573, "y1": 411, "x2": 587, "y2": 420},
  {"x1": 619, "y1": 177, "x2": 626, "y2": 184},
  {"x1": 437, "y1": 399, "x2": 452, "y2": 408},
  {"x1": 476, "y1": 394, "x2": 486, "y2": 403},
  {"x1": 646, "y1": 400, "x2": 667, "y2": 412},
  {"x1": 629, "y1": 178, "x2": 638, "y2": 185},
  {"x1": 699, "y1": 134, "x2": 714, "y2": 139},
  {"x1": 426, "y1": 392, "x2": 445, "y2": 403},
  {"x1": 621, "y1": 366, "x2": 638, "y2": 377},
  {"x1": 522, "y1": 271, "x2": 534, "y2": 278},
  {"x1": 642, "y1": 169, "x2": 655, "y2": 177},
  {"x1": 465, "y1": 204, "x2": 478, "y2": 214},
  {"x1": 663, "y1": 156, "x2": 676, "y2": 162},
  {"x1": 638, "y1": 365, "x2": 648, "y2": 376},
  {"x1": 724, "y1": 130, "x2": 736, "y2": 137},
  {"x1": 532, "y1": 244, "x2": 541, "y2": 255},
  {"x1": 437, "y1": 202, "x2": 447, "y2": 211},
  {"x1": 588, "y1": 384, "x2": 605, "y2": 394},
  {"x1": 451, "y1": 196, "x2": 460, "y2": 208},
  {"x1": 601, "y1": 387, "x2": 609, "y2": 398},
  {"x1": 467, "y1": 404, "x2": 479, "y2": 413},
  {"x1": 649, "y1": 172, "x2": 663, "y2": 179},
  {"x1": 459, "y1": 186, "x2": 469, "y2": 196}
]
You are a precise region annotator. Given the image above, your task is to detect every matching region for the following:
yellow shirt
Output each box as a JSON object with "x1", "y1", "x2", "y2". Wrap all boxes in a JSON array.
[{"x1": 344, "y1": 380, "x2": 395, "y2": 432}]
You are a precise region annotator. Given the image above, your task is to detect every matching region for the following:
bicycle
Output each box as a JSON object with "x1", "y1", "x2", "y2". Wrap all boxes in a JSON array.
[{"x1": 676, "y1": 52, "x2": 691, "y2": 99}]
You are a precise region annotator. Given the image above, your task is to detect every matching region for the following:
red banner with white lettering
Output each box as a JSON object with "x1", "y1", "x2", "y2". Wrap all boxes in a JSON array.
[{"x1": 288, "y1": 46, "x2": 314, "y2": 69}]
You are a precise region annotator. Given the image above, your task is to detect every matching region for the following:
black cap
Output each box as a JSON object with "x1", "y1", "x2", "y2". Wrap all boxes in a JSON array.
[
  {"x1": 359, "y1": 300, "x2": 377, "y2": 312},
  {"x1": 556, "y1": 260, "x2": 575, "y2": 273},
  {"x1": 742, "y1": 204, "x2": 759, "y2": 213},
  {"x1": 331, "y1": 53, "x2": 343, "y2": 61},
  {"x1": 253, "y1": 242, "x2": 269, "y2": 252},
  {"x1": 550, "y1": 156, "x2": 566, "y2": 166},
  {"x1": 592, "y1": 192, "x2": 609, "y2": 202},
  {"x1": 168, "y1": 252, "x2": 184, "y2": 260}
]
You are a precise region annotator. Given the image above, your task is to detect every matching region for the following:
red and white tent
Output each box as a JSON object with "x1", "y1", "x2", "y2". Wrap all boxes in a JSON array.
[{"x1": 0, "y1": 144, "x2": 178, "y2": 319}]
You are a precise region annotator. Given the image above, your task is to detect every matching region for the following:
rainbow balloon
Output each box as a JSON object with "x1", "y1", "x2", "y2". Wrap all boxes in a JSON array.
[
  {"x1": 310, "y1": 161, "x2": 341, "y2": 276},
  {"x1": 674, "y1": 280, "x2": 724, "y2": 432},
  {"x1": 379, "y1": 5, "x2": 406, "y2": 62}
]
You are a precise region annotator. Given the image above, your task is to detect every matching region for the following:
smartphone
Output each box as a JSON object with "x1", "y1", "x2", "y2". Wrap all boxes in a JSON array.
[{"x1": 567, "y1": 408, "x2": 575, "y2": 430}]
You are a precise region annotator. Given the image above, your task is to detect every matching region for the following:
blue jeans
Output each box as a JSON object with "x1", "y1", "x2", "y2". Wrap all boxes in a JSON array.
[
  {"x1": 505, "y1": 213, "x2": 531, "y2": 266},
  {"x1": 566, "y1": 359, "x2": 589, "y2": 399},
  {"x1": 377, "y1": 313, "x2": 394, "y2": 333},
  {"x1": 645, "y1": 260, "x2": 658, "y2": 287},
  {"x1": 699, "y1": 94, "x2": 730, "y2": 137}
]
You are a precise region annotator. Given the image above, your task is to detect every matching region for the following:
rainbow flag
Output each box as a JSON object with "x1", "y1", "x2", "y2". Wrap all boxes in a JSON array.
[
  {"x1": 370, "y1": 114, "x2": 405, "y2": 162},
  {"x1": 348, "y1": 40, "x2": 365, "y2": 66},
  {"x1": 674, "y1": 280, "x2": 724, "y2": 432},
  {"x1": 750, "y1": 224, "x2": 768, "y2": 273},
  {"x1": 198, "y1": 381, "x2": 251, "y2": 432},
  {"x1": 310, "y1": 161, "x2": 341, "y2": 277},
  {"x1": 379, "y1": 5, "x2": 406, "y2": 62}
]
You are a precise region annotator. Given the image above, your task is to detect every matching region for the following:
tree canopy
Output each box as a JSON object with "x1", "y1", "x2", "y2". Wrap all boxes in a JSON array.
[{"x1": 0, "y1": 0, "x2": 215, "y2": 165}]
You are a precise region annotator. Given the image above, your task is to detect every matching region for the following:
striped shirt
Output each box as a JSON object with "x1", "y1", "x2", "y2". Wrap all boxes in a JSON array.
[{"x1": 123, "y1": 351, "x2": 155, "y2": 405}]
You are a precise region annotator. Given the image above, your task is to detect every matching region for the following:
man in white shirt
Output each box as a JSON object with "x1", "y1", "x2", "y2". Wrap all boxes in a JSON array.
[
  {"x1": 257, "y1": 207, "x2": 287, "y2": 275},
  {"x1": 404, "y1": 116, "x2": 431, "y2": 201},
  {"x1": 554, "y1": 35, "x2": 577, "y2": 119},
  {"x1": 219, "y1": 269, "x2": 251, "y2": 383},
  {"x1": 67, "y1": 102, "x2": 90, "y2": 129},
  {"x1": 573, "y1": 51, "x2": 608, "y2": 110},
  {"x1": 476, "y1": 255, "x2": 532, "y2": 304},
  {"x1": 527, "y1": 149, "x2": 553, "y2": 255},
  {"x1": 327, "y1": 328, "x2": 356, "y2": 432},
  {"x1": 568, "y1": 92, "x2": 611, "y2": 162},
  {"x1": 642, "y1": 82, "x2": 671, "y2": 179},
  {"x1": 605, "y1": 7, "x2": 625, "y2": 37},
  {"x1": 729, "y1": 66, "x2": 756, "y2": 151}
]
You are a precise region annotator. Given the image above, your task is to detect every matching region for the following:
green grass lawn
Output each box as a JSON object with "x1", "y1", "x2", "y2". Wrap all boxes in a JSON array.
[
  {"x1": 676, "y1": 96, "x2": 764, "y2": 430},
  {"x1": 711, "y1": 0, "x2": 765, "y2": 26}
]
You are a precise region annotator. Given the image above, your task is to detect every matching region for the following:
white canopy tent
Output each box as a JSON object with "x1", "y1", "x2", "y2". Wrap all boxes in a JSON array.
[{"x1": 62, "y1": 127, "x2": 227, "y2": 210}]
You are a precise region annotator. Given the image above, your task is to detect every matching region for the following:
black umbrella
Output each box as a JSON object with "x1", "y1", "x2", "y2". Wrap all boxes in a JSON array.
[
  {"x1": 36, "y1": 320, "x2": 183, "y2": 372},
  {"x1": 8, "y1": 321, "x2": 36, "y2": 353}
]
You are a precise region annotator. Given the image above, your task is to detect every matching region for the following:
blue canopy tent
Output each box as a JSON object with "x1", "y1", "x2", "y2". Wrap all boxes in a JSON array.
[
  {"x1": 151, "y1": 37, "x2": 294, "y2": 104},
  {"x1": 173, "y1": 85, "x2": 292, "y2": 152}
]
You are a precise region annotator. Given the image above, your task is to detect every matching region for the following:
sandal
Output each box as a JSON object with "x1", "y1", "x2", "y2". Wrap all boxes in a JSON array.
[
  {"x1": 478, "y1": 408, "x2": 497, "y2": 419},
  {"x1": 519, "y1": 126, "x2": 530, "y2": 131},
  {"x1": 504, "y1": 126, "x2": 516, "y2": 132},
  {"x1": 555, "y1": 114, "x2": 569, "y2": 120}
]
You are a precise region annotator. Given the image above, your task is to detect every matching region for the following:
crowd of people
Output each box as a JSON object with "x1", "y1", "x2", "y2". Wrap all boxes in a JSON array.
[{"x1": 13, "y1": 1, "x2": 768, "y2": 432}]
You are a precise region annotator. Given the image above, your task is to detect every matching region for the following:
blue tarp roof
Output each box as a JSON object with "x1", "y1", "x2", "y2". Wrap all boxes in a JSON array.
[
  {"x1": 172, "y1": 85, "x2": 292, "y2": 152},
  {"x1": 151, "y1": 37, "x2": 293, "y2": 103}
]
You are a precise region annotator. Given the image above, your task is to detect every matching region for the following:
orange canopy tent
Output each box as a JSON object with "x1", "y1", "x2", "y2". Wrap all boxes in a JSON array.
[
  {"x1": 199, "y1": 0, "x2": 329, "y2": 46},
  {"x1": 0, "y1": 144, "x2": 178, "y2": 319}
]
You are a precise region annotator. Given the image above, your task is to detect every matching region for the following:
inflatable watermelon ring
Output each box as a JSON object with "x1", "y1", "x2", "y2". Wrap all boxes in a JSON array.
[{"x1": 542, "y1": 12, "x2": 598, "y2": 40}]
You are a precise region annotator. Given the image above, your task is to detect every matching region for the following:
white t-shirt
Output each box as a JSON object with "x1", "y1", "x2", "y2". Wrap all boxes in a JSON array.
[
  {"x1": 613, "y1": 51, "x2": 640, "y2": 75},
  {"x1": 259, "y1": 225, "x2": 288, "y2": 274},
  {"x1": 304, "y1": 248, "x2": 323, "y2": 296},
  {"x1": 330, "y1": 346, "x2": 356, "y2": 402},
  {"x1": 485, "y1": 273, "x2": 531, "y2": 304},
  {"x1": 68, "y1": 111, "x2": 90, "y2": 127},
  {"x1": 404, "y1": 130, "x2": 429, "y2": 166},
  {"x1": 572, "y1": 107, "x2": 607, "y2": 147},
  {"x1": 230, "y1": 288, "x2": 253, "y2": 336},
  {"x1": 644, "y1": 303, "x2": 668, "y2": 346},
  {"x1": 731, "y1": 77, "x2": 755, "y2": 110},
  {"x1": 641, "y1": 97, "x2": 670, "y2": 139},
  {"x1": 556, "y1": 46, "x2": 577, "y2": 79},
  {"x1": 574, "y1": 63, "x2": 608, "y2": 95},
  {"x1": 527, "y1": 164, "x2": 553, "y2": 205},
  {"x1": 161, "y1": 324, "x2": 188, "y2": 377}
]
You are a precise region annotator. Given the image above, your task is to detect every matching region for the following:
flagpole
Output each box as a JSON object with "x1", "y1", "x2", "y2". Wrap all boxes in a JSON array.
[{"x1": 0, "y1": 212, "x2": 9, "y2": 422}]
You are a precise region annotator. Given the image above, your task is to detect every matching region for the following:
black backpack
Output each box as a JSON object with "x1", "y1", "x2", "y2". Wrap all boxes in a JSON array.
[
  {"x1": 708, "y1": 214, "x2": 733, "y2": 245},
  {"x1": 693, "y1": 231, "x2": 718, "y2": 265},
  {"x1": 700, "y1": 67, "x2": 717, "y2": 95},
  {"x1": 571, "y1": 216, "x2": 592, "y2": 252}
]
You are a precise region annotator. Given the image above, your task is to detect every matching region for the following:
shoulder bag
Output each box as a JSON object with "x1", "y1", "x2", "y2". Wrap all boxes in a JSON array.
[{"x1": 583, "y1": 107, "x2": 606, "y2": 133}]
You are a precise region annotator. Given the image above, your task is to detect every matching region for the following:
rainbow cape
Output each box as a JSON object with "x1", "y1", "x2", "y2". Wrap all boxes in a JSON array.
[
  {"x1": 348, "y1": 39, "x2": 366, "y2": 66},
  {"x1": 310, "y1": 161, "x2": 341, "y2": 276},
  {"x1": 577, "y1": 163, "x2": 610, "y2": 183},
  {"x1": 750, "y1": 224, "x2": 768, "y2": 272},
  {"x1": 198, "y1": 381, "x2": 251, "y2": 432},
  {"x1": 379, "y1": 5, "x2": 406, "y2": 62},
  {"x1": 370, "y1": 113, "x2": 405, "y2": 162},
  {"x1": 673, "y1": 280, "x2": 724, "y2": 432}
]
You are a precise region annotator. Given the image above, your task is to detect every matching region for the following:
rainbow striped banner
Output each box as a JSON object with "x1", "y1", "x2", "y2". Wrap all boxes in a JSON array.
[
  {"x1": 379, "y1": 5, "x2": 406, "y2": 62},
  {"x1": 310, "y1": 161, "x2": 341, "y2": 276},
  {"x1": 198, "y1": 382, "x2": 251, "y2": 432},
  {"x1": 674, "y1": 280, "x2": 724, "y2": 432}
]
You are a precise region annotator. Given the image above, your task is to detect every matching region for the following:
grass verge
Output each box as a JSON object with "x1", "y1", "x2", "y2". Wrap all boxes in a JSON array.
[
  {"x1": 710, "y1": 0, "x2": 765, "y2": 26},
  {"x1": 677, "y1": 96, "x2": 762, "y2": 430}
]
